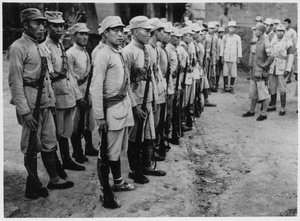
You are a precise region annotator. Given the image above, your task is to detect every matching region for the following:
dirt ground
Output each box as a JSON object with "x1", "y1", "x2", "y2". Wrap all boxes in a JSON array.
[{"x1": 2, "y1": 55, "x2": 298, "y2": 218}]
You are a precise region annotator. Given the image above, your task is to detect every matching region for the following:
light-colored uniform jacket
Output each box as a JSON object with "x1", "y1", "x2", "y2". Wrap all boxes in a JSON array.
[
  {"x1": 90, "y1": 44, "x2": 134, "y2": 131},
  {"x1": 43, "y1": 36, "x2": 76, "y2": 109},
  {"x1": 220, "y1": 33, "x2": 242, "y2": 62}
]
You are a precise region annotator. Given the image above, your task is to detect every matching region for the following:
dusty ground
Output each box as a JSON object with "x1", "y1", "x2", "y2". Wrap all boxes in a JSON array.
[{"x1": 2, "y1": 55, "x2": 298, "y2": 218}]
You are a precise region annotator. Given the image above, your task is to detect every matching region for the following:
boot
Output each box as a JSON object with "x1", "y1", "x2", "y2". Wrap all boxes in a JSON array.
[
  {"x1": 229, "y1": 77, "x2": 235, "y2": 94},
  {"x1": 216, "y1": 75, "x2": 220, "y2": 91},
  {"x1": 41, "y1": 151, "x2": 74, "y2": 190},
  {"x1": 71, "y1": 133, "x2": 88, "y2": 164},
  {"x1": 53, "y1": 151, "x2": 68, "y2": 179},
  {"x1": 279, "y1": 93, "x2": 286, "y2": 115},
  {"x1": 186, "y1": 104, "x2": 193, "y2": 127},
  {"x1": 267, "y1": 94, "x2": 277, "y2": 111},
  {"x1": 24, "y1": 154, "x2": 48, "y2": 199},
  {"x1": 222, "y1": 76, "x2": 228, "y2": 93},
  {"x1": 84, "y1": 130, "x2": 99, "y2": 156}
]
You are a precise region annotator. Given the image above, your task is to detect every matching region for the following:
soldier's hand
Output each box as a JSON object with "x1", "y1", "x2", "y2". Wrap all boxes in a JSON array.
[
  {"x1": 283, "y1": 71, "x2": 290, "y2": 78},
  {"x1": 237, "y1": 58, "x2": 241, "y2": 64},
  {"x1": 133, "y1": 106, "x2": 146, "y2": 121},
  {"x1": 97, "y1": 119, "x2": 108, "y2": 132},
  {"x1": 77, "y1": 98, "x2": 87, "y2": 109},
  {"x1": 23, "y1": 112, "x2": 38, "y2": 131}
]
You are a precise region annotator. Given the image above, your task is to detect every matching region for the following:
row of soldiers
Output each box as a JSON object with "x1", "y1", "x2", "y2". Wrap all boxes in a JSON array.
[
  {"x1": 7, "y1": 8, "x2": 222, "y2": 204},
  {"x1": 7, "y1": 7, "x2": 296, "y2": 207}
]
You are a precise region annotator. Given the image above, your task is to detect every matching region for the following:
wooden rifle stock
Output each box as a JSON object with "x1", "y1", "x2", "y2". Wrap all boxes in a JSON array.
[{"x1": 24, "y1": 56, "x2": 47, "y2": 188}]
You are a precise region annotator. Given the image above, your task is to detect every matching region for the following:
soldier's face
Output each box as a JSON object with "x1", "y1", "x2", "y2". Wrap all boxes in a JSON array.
[
  {"x1": 192, "y1": 32, "x2": 199, "y2": 40},
  {"x1": 105, "y1": 26, "x2": 124, "y2": 47},
  {"x1": 156, "y1": 29, "x2": 165, "y2": 42},
  {"x1": 255, "y1": 29, "x2": 263, "y2": 37},
  {"x1": 24, "y1": 19, "x2": 45, "y2": 41},
  {"x1": 264, "y1": 24, "x2": 272, "y2": 33},
  {"x1": 183, "y1": 33, "x2": 192, "y2": 44},
  {"x1": 218, "y1": 32, "x2": 224, "y2": 38},
  {"x1": 74, "y1": 32, "x2": 89, "y2": 47},
  {"x1": 208, "y1": 28, "x2": 215, "y2": 34},
  {"x1": 228, "y1": 26, "x2": 235, "y2": 34},
  {"x1": 276, "y1": 30, "x2": 285, "y2": 39},
  {"x1": 171, "y1": 36, "x2": 180, "y2": 46},
  {"x1": 162, "y1": 32, "x2": 171, "y2": 44},
  {"x1": 136, "y1": 28, "x2": 151, "y2": 45},
  {"x1": 48, "y1": 22, "x2": 64, "y2": 40}
]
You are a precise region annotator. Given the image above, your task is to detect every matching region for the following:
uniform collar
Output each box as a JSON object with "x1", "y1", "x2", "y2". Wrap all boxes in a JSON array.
[
  {"x1": 73, "y1": 42, "x2": 86, "y2": 51},
  {"x1": 167, "y1": 43, "x2": 176, "y2": 51},
  {"x1": 46, "y1": 35, "x2": 61, "y2": 46},
  {"x1": 131, "y1": 38, "x2": 145, "y2": 50},
  {"x1": 104, "y1": 44, "x2": 122, "y2": 54},
  {"x1": 22, "y1": 33, "x2": 38, "y2": 44}
]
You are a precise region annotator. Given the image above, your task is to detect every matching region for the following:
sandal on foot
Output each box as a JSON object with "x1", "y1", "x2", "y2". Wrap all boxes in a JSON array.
[{"x1": 111, "y1": 182, "x2": 136, "y2": 192}]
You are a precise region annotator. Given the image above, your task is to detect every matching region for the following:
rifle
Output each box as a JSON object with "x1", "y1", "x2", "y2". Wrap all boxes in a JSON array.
[
  {"x1": 97, "y1": 127, "x2": 121, "y2": 209},
  {"x1": 180, "y1": 58, "x2": 189, "y2": 131},
  {"x1": 77, "y1": 65, "x2": 93, "y2": 136},
  {"x1": 24, "y1": 56, "x2": 47, "y2": 188},
  {"x1": 134, "y1": 66, "x2": 152, "y2": 182}
]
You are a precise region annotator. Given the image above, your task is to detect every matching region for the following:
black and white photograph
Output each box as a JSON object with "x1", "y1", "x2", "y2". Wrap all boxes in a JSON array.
[{"x1": 1, "y1": 0, "x2": 298, "y2": 218}]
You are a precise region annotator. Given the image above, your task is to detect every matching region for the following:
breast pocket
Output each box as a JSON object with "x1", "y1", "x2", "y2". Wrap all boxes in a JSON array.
[{"x1": 53, "y1": 79, "x2": 69, "y2": 96}]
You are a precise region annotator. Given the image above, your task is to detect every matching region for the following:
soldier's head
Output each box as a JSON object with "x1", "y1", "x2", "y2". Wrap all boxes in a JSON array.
[
  {"x1": 283, "y1": 18, "x2": 291, "y2": 30},
  {"x1": 273, "y1": 19, "x2": 280, "y2": 32},
  {"x1": 223, "y1": 6, "x2": 228, "y2": 15},
  {"x1": 201, "y1": 24, "x2": 208, "y2": 35},
  {"x1": 255, "y1": 16, "x2": 263, "y2": 25},
  {"x1": 71, "y1": 23, "x2": 89, "y2": 47},
  {"x1": 101, "y1": 16, "x2": 125, "y2": 48},
  {"x1": 276, "y1": 24, "x2": 286, "y2": 39},
  {"x1": 228, "y1": 21, "x2": 236, "y2": 34},
  {"x1": 180, "y1": 27, "x2": 193, "y2": 44},
  {"x1": 185, "y1": 3, "x2": 192, "y2": 12},
  {"x1": 21, "y1": 8, "x2": 47, "y2": 42},
  {"x1": 149, "y1": 18, "x2": 165, "y2": 42},
  {"x1": 170, "y1": 28, "x2": 182, "y2": 46},
  {"x1": 254, "y1": 23, "x2": 266, "y2": 38},
  {"x1": 190, "y1": 23, "x2": 202, "y2": 41},
  {"x1": 129, "y1": 16, "x2": 153, "y2": 45},
  {"x1": 45, "y1": 11, "x2": 65, "y2": 42},
  {"x1": 207, "y1": 22, "x2": 215, "y2": 35},
  {"x1": 263, "y1": 18, "x2": 273, "y2": 34},
  {"x1": 123, "y1": 27, "x2": 131, "y2": 44},
  {"x1": 218, "y1": 27, "x2": 225, "y2": 38},
  {"x1": 162, "y1": 24, "x2": 172, "y2": 45}
]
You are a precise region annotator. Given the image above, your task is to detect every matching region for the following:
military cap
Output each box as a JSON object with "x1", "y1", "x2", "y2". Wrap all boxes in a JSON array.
[
  {"x1": 207, "y1": 22, "x2": 215, "y2": 29},
  {"x1": 273, "y1": 19, "x2": 281, "y2": 24},
  {"x1": 101, "y1": 16, "x2": 125, "y2": 32},
  {"x1": 128, "y1": 16, "x2": 153, "y2": 30},
  {"x1": 185, "y1": 20, "x2": 193, "y2": 26},
  {"x1": 251, "y1": 26, "x2": 256, "y2": 30},
  {"x1": 255, "y1": 16, "x2": 263, "y2": 22},
  {"x1": 149, "y1": 17, "x2": 165, "y2": 32},
  {"x1": 255, "y1": 23, "x2": 266, "y2": 32},
  {"x1": 45, "y1": 11, "x2": 65, "y2": 23},
  {"x1": 98, "y1": 26, "x2": 104, "y2": 35},
  {"x1": 185, "y1": 3, "x2": 192, "y2": 7},
  {"x1": 70, "y1": 23, "x2": 90, "y2": 34},
  {"x1": 276, "y1": 24, "x2": 286, "y2": 31},
  {"x1": 20, "y1": 8, "x2": 47, "y2": 23},
  {"x1": 264, "y1": 18, "x2": 274, "y2": 25},
  {"x1": 214, "y1": 21, "x2": 220, "y2": 26},
  {"x1": 163, "y1": 23, "x2": 173, "y2": 33},
  {"x1": 228, "y1": 21, "x2": 237, "y2": 27},
  {"x1": 190, "y1": 23, "x2": 201, "y2": 32},
  {"x1": 218, "y1": 27, "x2": 225, "y2": 32},
  {"x1": 160, "y1": 18, "x2": 168, "y2": 23},
  {"x1": 180, "y1": 27, "x2": 193, "y2": 35},
  {"x1": 171, "y1": 28, "x2": 183, "y2": 37}
]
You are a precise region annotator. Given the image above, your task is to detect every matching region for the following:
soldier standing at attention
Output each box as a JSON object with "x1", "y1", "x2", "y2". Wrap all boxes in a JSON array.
[
  {"x1": 220, "y1": 21, "x2": 242, "y2": 94},
  {"x1": 216, "y1": 27, "x2": 225, "y2": 91},
  {"x1": 123, "y1": 16, "x2": 166, "y2": 185},
  {"x1": 267, "y1": 24, "x2": 294, "y2": 116},
  {"x1": 67, "y1": 23, "x2": 99, "y2": 164},
  {"x1": 243, "y1": 23, "x2": 274, "y2": 121},
  {"x1": 146, "y1": 18, "x2": 167, "y2": 161},
  {"x1": 43, "y1": 11, "x2": 85, "y2": 171},
  {"x1": 283, "y1": 18, "x2": 297, "y2": 84},
  {"x1": 90, "y1": 16, "x2": 136, "y2": 191},
  {"x1": 8, "y1": 8, "x2": 74, "y2": 199}
]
